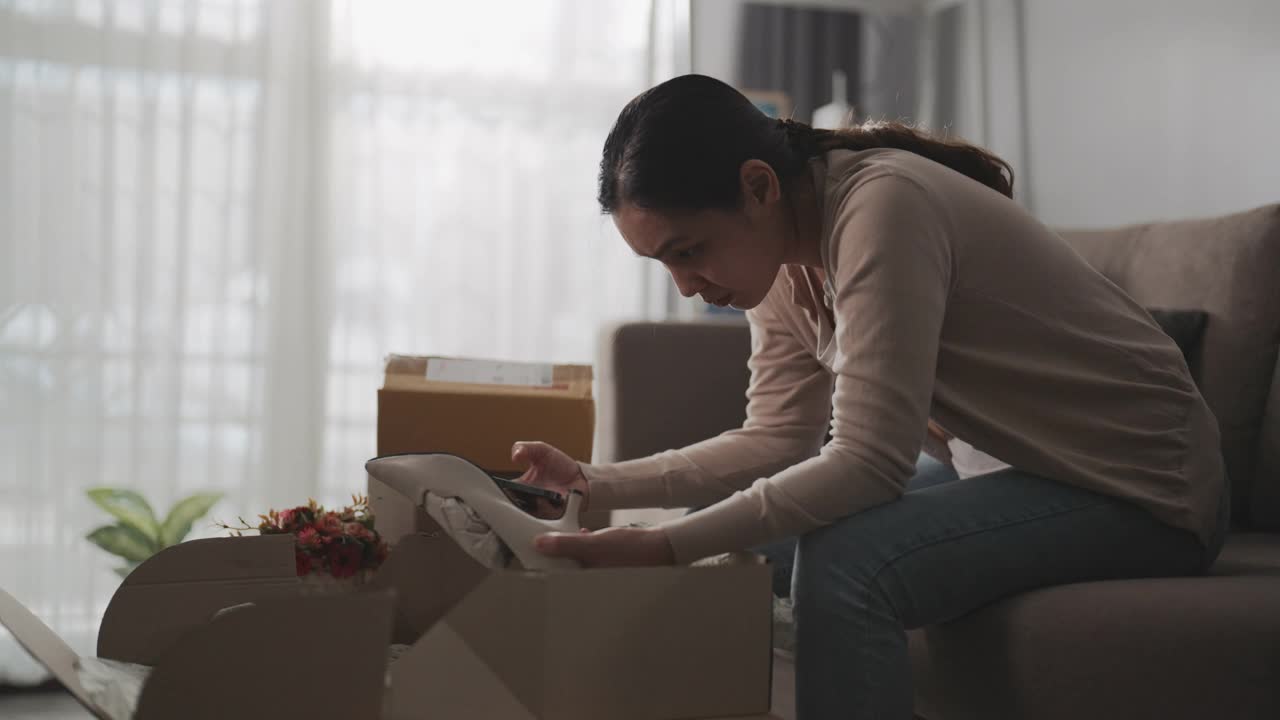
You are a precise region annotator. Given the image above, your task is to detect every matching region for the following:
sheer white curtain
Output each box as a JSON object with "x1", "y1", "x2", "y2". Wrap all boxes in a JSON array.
[{"x1": 0, "y1": 0, "x2": 684, "y2": 683}]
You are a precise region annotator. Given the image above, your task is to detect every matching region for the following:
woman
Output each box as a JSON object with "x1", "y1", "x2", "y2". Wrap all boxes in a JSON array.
[{"x1": 513, "y1": 74, "x2": 1229, "y2": 719}]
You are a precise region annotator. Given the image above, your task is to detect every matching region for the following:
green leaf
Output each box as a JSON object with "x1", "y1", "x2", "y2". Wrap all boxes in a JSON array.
[
  {"x1": 159, "y1": 492, "x2": 223, "y2": 548},
  {"x1": 86, "y1": 488, "x2": 161, "y2": 544},
  {"x1": 87, "y1": 523, "x2": 157, "y2": 563}
]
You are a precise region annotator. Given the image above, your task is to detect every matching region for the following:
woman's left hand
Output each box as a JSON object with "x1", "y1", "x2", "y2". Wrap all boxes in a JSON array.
[{"x1": 534, "y1": 526, "x2": 676, "y2": 568}]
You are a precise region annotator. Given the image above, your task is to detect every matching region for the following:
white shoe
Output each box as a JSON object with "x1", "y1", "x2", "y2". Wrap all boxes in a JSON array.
[{"x1": 365, "y1": 453, "x2": 583, "y2": 570}]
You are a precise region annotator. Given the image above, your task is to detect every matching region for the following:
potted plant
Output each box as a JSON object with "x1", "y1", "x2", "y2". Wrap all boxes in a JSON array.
[{"x1": 85, "y1": 488, "x2": 224, "y2": 577}]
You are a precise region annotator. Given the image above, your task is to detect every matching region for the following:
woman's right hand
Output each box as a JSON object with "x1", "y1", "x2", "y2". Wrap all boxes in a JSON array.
[{"x1": 511, "y1": 441, "x2": 590, "y2": 518}]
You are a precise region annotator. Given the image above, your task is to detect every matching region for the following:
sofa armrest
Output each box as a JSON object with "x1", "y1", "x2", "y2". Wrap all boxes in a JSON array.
[{"x1": 594, "y1": 319, "x2": 753, "y2": 464}]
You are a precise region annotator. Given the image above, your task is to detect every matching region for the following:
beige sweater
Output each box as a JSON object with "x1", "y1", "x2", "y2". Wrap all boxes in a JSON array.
[{"x1": 583, "y1": 148, "x2": 1225, "y2": 565}]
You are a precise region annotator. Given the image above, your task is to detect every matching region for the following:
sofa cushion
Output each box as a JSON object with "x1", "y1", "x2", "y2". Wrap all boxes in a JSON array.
[
  {"x1": 1059, "y1": 204, "x2": 1280, "y2": 529},
  {"x1": 594, "y1": 320, "x2": 752, "y2": 463},
  {"x1": 910, "y1": 546, "x2": 1280, "y2": 720},
  {"x1": 1209, "y1": 532, "x2": 1280, "y2": 577},
  {"x1": 1147, "y1": 308, "x2": 1208, "y2": 370}
]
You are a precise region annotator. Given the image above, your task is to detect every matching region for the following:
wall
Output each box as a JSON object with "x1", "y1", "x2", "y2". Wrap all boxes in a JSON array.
[
  {"x1": 696, "y1": 1, "x2": 1280, "y2": 227},
  {"x1": 691, "y1": 0, "x2": 744, "y2": 80},
  {"x1": 1021, "y1": 0, "x2": 1280, "y2": 227}
]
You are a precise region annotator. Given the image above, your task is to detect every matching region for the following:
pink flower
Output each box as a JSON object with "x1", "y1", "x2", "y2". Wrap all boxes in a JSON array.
[
  {"x1": 327, "y1": 542, "x2": 363, "y2": 578},
  {"x1": 315, "y1": 514, "x2": 343, "y2": 537},
  {"x1": 343, "y1": 522, "x2": 373, "y2": 541},
  {"x1": 296, "y1": 526, "x2": 321, "y2": 550},
  {"x1": 295, "y1": 549, "x2": 314, "y2": 576}
]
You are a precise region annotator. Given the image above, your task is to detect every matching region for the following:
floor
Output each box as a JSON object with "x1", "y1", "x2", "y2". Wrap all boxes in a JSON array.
[
  {"x1": 0, "y1": 689, "x2": 89, "y2": 719},
  {"x1": 771, "y1": 650, "x2": 797, "y2": 719},
  {"x1": 0, "y1": 652, "x2": 796, "y2": 720}
]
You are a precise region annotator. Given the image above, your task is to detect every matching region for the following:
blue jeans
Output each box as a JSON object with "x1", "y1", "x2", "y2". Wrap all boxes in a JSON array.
[{"x1": 750, "y1": 454, "x2": 1229, "y2": 720}]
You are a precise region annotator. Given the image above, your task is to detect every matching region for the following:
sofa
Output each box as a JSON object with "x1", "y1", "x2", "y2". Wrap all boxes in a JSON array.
[{"x1": 593, "y1": 203, "x2": 1280, "y2": 719}]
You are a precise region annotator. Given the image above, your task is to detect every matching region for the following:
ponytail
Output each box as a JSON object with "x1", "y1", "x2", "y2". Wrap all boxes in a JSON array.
[{"x1": 777, "y1": 118, "x2": 1014, "y2": 199}]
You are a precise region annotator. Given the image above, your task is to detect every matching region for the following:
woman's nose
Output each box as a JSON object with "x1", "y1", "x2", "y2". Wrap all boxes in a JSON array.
[{"x1": 670, "y1": 268, "x2": 706, "y2": 298}]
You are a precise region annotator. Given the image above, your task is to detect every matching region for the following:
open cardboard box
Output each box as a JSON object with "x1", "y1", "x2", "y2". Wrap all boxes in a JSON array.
[
  {"x1": 2, "y1": 530, "x2": 781, "y2": 719},
  {"x1": 372, "y1": 531, "x2": 777, "y2": 719}
]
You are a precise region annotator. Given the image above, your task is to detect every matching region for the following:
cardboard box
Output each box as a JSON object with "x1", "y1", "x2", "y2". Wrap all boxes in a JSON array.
[
  {"x1": 377, "y1": 355, "x2": 594, "y2": 472},
  {"x1": 373, "y1": 532, "x2": 775, "y2": 720},
  {"x1": 0, "y1": 535, "x2": 395, "y2": 720},
  {"x1": 374, "y1": 355, "x2": 603, "y2": 541},
  {"x1": 1, "y1": 533, "x2": 781, "y2": 719}
]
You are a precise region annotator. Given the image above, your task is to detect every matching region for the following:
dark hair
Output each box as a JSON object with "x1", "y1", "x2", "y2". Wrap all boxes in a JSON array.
[{"x1": 598, "y1": 74, "x2": 1013, "y2": 213}]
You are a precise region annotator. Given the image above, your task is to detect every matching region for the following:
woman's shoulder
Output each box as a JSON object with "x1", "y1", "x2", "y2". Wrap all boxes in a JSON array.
[
  {"x1": 822, "y1": 147, "x2": 942, "y2": 200},
  {"x1": 816, "y1": 151, "x2": 958, "y2": 283},
  {"x1": 820, "y1": 150, "x2": 948, "y2": 242}
]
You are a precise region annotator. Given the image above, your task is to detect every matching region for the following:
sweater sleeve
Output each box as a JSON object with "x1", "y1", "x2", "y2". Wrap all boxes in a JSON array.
[
  {"x1": 657, "y1": 175, "x2": 954, "y2": 563},
  {"x1": 583, "y1": 291, "x2": 834, "y2": 512}
]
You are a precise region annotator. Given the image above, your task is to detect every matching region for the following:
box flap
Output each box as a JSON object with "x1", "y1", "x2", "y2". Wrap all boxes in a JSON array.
[
  {"x1": 118, "y1": 533, "x2": 295, "y2": 585},
  {"x1": 0, "y1": 588, "x2": 107, "y2": 719},
  {"x1": 541, "y1": 563, "x2": 772, "y2": 719},
  {"x1": 437, "y1": 570, "x2": 551, "y2": 713},
  {"x1": 392, "y1": 561, "x2": 772, "y2": 720},
  {"x1": 135, "y1": 591, "x2": 394, "y2": 720},
  {"x1": 365, "y1": 531, "x2": 489, "y2": 644},
  {"x1": 385, "y1": 622, "x2": 537, "y2": 720},
  {"x1": 97, "y1": 535, "x2": 301, "y2": 664}
]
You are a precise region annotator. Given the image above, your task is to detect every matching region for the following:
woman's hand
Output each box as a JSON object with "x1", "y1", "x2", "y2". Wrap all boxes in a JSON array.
[
  {"x1": 534, "y1": 526, "x2": 676, "y2": 568},
  {"x1": 511, "y1": 441, "x2": 590, "y2": 518}
]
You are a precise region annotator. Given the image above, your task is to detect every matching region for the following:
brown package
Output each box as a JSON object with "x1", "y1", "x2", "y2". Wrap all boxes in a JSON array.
[{"x1": 373, "y1": 354, "x2": 603, "y2": 543}]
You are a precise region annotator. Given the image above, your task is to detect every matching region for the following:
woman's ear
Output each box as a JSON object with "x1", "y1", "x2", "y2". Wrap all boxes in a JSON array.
[{"x1": 739, "y1": 159, "x2": 780, "y2": 207}]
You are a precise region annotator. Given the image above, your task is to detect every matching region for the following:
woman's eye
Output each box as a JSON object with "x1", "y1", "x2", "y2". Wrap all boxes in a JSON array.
[{"x1": 675, "y1": 244, "x2": 702, "y2": 260}]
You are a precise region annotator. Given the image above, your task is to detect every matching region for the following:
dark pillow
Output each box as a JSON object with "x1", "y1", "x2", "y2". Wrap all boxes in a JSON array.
[{"x1": 1147, "y1": 308, "x2": 1208, "y2": 365}]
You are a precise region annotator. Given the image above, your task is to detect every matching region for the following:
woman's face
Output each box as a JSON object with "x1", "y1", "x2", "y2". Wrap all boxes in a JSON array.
[{"x1": 612, "y1": 161, "x2": 790, "y2": 311}]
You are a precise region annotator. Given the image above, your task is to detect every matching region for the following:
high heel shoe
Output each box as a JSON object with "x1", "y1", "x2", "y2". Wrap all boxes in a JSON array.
[{"x1": 365, "y1": 453, "x2": 582, "y2": 571}]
